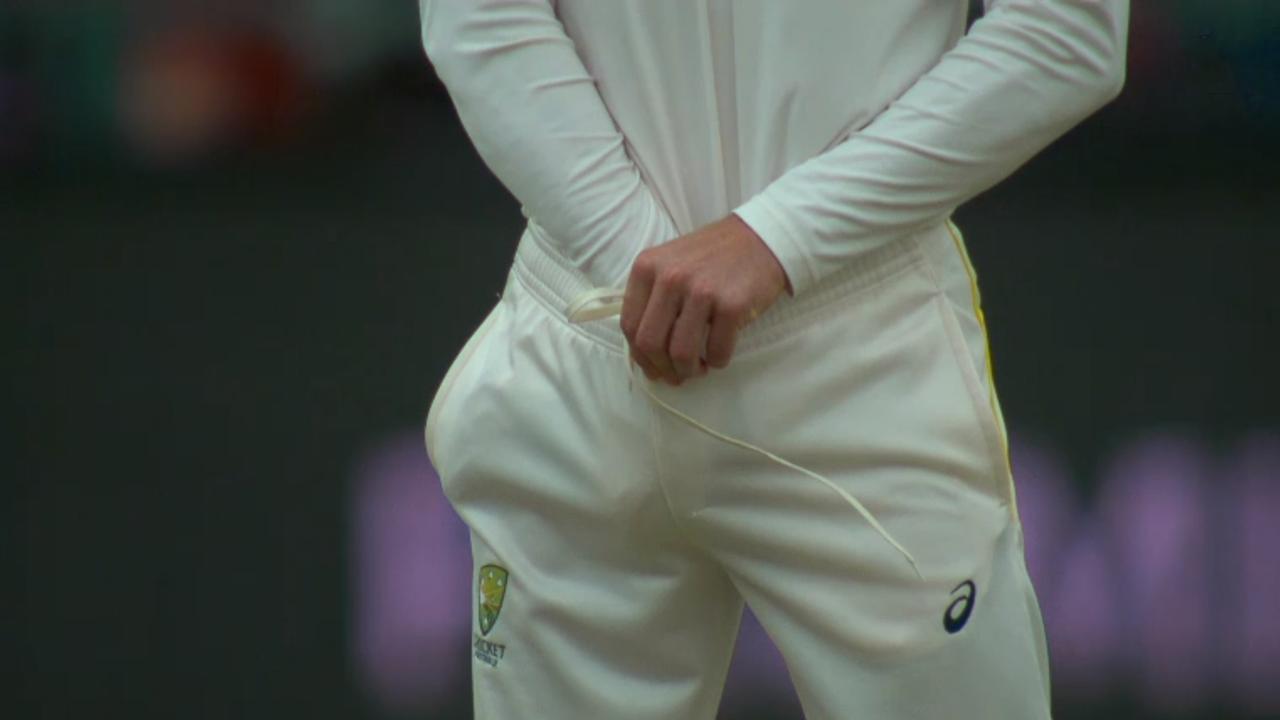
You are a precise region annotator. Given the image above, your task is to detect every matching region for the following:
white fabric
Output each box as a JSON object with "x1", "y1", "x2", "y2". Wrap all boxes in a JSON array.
[
  {"x1": 425, "y1": 230, "x2": 1050, "y2": 719},
  {"x1": 416, "y1": 2, "x2": 1124, "y2": 716},
  {"x1": 421, "y1": 0, "x2": 1128, "y2": 292},
  {"x1": 566, "y1": 289, "x2": 923, "y2": 578}
]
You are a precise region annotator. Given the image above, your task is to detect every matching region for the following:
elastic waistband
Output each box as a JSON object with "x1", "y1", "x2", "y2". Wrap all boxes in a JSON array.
[{"x1": 512, "y1": 220, "x2": 957, "y2": 354}]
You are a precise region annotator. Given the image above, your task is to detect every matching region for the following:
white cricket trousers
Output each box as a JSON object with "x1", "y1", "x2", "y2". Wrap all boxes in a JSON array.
[{"x1": 425, "y1": 220, "x2": 1052, "y2": 719}]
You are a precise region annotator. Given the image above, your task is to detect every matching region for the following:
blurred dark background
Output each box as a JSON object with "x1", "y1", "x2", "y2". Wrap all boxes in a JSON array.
[{"x1": 7, "y1": 1, "x2": 1278, "y2": 718}]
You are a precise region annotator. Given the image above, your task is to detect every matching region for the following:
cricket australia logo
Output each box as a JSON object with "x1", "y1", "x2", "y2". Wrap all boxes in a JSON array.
[
  {"x1": 473, "y1": 565, "x2": 510, "y2": 668},
  {"x1": 478, "y1": 564, "x2": 509, "y2": 636}
]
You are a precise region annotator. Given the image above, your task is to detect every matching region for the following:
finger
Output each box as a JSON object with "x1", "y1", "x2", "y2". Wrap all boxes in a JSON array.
[
  {"x1": 635, "y1": 344, "x2": 680, "y2": 385},
  {"x1": 705, "y1": 301, "x2": 745, "y2": 369},
  {"x1": 629, "y1": 349, "x2": 662, "y2": 381},
  {"x1": 634, "y1": 277, "x2": 684, "y2": 385},
  {"x1": 668, "y1": 288, "x2": 712, "y2": 379},
  {"x1": 620, "y1": 252, "x2": 656, "y2": 345}
]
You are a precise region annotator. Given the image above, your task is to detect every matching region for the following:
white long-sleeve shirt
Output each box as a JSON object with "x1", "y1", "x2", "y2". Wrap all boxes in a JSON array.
[{"x1": 421, "y1": 0, "x2": 1129, "y2": 295}]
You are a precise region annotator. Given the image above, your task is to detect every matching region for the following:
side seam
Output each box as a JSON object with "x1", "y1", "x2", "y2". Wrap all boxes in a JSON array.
[{"x1": 944, "y1": 220, "x2": 1020, "y2": 526}]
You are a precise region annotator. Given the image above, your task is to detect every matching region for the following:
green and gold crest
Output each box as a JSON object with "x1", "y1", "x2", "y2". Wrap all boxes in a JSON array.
[{"x1": 477, "y1": 564, "x2": 509, "y2": 636}]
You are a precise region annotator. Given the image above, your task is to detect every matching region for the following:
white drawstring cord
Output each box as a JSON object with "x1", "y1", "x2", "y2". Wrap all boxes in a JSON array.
[
  {"x1": 566, "y1": 288, "x2": 923, "y2": 580},
  {"x1": 564, "y1": 287, "x2": 627, "y2": 322}
]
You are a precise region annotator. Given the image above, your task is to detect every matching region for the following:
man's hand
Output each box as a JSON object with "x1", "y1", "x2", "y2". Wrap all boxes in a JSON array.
[{"x1": 620, "y1": 214, "x2": 790, "y2": 385}]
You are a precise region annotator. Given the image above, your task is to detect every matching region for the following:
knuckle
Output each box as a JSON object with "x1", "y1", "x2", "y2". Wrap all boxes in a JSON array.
[
  {"x1": 718, "y1": 299, "x2": 747, "y2": 322},
  {"x1": 633, "y1": 252, "x2": 658, "y2": 277},
  {"x1": 689, "y1": 282, "x2": 717, "y2": 306},
  {"x1": 657, "y1": 265, "x2": 690, "y2": 290}
]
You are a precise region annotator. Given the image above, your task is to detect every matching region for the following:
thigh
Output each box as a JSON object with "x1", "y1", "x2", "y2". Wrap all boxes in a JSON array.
[
  {"x1": 430, "y1": 274, "x2": 743, "y2": 720},
  {"x1": 770, "y1": 524, "x2": 1052, "y2": 720},
  {"x1": 463, "y1": 530, "x2": 743, "y2": 720},
  {"x1": 653, "y1": 257, "x2": 1046, "y2": 718},
  {"x1": 726, "y1": 521, "x2": 1050, "y2": 720}
]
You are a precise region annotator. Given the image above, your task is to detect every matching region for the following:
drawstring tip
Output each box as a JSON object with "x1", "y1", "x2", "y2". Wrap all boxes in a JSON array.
[{"x1": 887, "y1": 540, "x2": 924, "y2": 581}]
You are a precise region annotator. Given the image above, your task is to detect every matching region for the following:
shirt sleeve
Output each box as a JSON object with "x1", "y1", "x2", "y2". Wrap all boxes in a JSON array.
[
  {"x1": 420, "y1": 0, "x2": 678, "y2": 288},
  {"x1": 733, "y1": 0, "x2": 1130, "y2": 295}
]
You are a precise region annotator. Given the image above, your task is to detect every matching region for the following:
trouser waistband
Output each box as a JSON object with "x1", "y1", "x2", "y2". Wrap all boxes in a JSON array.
[{"x1": 511, "y1": 220, "x2": 957, "y2": 354}]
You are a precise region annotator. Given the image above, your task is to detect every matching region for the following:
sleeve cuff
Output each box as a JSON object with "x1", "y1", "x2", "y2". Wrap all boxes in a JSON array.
[{"x1": 733, "y1": 197, "x2": 818, "y2": 296}]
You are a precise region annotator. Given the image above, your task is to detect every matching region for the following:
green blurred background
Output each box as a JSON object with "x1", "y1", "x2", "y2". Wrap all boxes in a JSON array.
[{"x1": 7, "y1": 1, "x2": 1279, "y2": 718}]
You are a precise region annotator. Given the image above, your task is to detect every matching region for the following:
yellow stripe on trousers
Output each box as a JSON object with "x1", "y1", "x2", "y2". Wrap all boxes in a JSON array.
[{"x1": 945, "y1": 220, "x2": 1020, "y2": 526}]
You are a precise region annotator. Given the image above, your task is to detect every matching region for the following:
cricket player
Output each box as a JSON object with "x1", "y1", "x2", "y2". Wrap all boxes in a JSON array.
[{"x1": 421, "y1": 1, "x2": 1128, "y2": 717}]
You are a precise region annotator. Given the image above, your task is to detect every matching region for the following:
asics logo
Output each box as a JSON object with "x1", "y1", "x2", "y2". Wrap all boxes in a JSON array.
[{"x1": 943, "y1": 580, "x2": 977, "y2": 634}]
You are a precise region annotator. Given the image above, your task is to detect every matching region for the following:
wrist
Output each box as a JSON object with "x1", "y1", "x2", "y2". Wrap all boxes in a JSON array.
[{"x1": 728, "y1": 212, "x2": 793, "y2": 296}]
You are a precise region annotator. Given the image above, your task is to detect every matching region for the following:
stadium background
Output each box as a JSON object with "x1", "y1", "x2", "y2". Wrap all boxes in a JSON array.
[{"x1": 7, "y1": 1, "x2": 1278, "y2": 718}]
